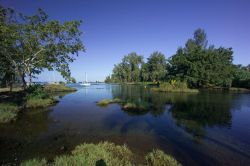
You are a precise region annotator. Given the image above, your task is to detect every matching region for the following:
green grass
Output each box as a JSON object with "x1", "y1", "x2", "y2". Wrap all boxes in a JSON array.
[
  {"x1": 44, "y1": 84, "x2": 76, "y2": 93},
  {"x1": 21, "y1": 158, "x2": 47, "y2": 166},
  {"x1": 0, "y1": 103, "x2": 19, "y2": 123},
  {"x1": 121, "y1": 102, "x2": 147, "y2": 112},
  {"x1": 152, "y1": 81, "x2": 199, "y2": 93},
  {"x1": 21, "y1": 142, "x2": 181, "y2": 166},
  {"x1": 26, "y1": 98, "x2": 56, "y2": 108},
  {"x1": 145, "y1": 149, "x2": 181, "y2": 166},
  {"x1": 96, "y1": 98, "x2": 123, "y2": 106}
]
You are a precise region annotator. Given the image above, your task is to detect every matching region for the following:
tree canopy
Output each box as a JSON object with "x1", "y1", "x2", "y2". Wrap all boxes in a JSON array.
[
  {"x1": 0, "y1": 6, "x2": 85, "y2": 89},
  {"x1": 106, "y1": 28, "x2": 249, "y2": 89}
]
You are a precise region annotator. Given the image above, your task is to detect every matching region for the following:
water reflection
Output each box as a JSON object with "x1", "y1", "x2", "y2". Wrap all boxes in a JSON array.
[{"x1": 111, "y1": 85, "x2": 233, "y2": 141}]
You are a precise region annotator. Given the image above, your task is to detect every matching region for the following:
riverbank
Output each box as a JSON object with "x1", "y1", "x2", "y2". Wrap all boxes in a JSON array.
[{"x1": 0, "y1": 84, "x2": 76, "y2": 123}]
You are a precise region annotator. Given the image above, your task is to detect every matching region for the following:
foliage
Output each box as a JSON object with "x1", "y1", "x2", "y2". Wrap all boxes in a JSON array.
[
  {"x1": 26, "y1": 98, "x2": 55, "y2": 108},
  {"x1": 0, "y1": 6, "x2": 85, "y2": 89},
  {"x1": 25, "y1": 85, "x2": 55, "y2": 108},
  {"x1": 96, "y1": 98, "x2": 123, "y2": 106},
  {"x1": 0, "y1": 103, "x2": 19, "y2": 123},
  {"x1": 147, "y1": 51, "x2": 167, "y2": 81},
  {"x1": 169, "y1": 29, "x2": 234, "y2": 88},
  {"x1": 232, "y1": 65, "x2": 250, "y2": 89},
  {"x1": 152, "y1": 81, "x2": 199, "y2": 93},
  {"x1": 145, "y1": 149, "x2": 181, "y2": 166},
  {"x1": 21, "y1": 158, "x2": 47, "y2": 166},
  {"x1": 106, "y1": 28, "x2": 248, "y2": 90},
  {"x1": 21, "y1": 142, "x2": 181, "y2": 166}
]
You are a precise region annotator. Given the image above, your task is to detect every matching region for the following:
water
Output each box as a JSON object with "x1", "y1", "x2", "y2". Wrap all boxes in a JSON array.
[{"x1": 1, "y1": 84, "x2": 250, "y2": 165}]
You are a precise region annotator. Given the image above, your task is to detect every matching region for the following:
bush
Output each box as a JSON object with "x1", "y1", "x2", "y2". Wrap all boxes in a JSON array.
[
  {"x1": 145, "y1": 149, "x2": 181, "y2": 166},
  {"x1": 26, "y1": 85, "x2": 49, "y2": 99},
  {"x1": 0, "y1": 103, "x2": 19, "y2": 123},
  {"x1": 152, "y1": 81, "x2": 199, "y2": 93}
]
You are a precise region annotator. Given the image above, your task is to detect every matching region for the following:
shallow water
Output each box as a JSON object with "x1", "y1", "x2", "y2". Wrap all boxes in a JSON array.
[{"x1": 1, "y1": 84, "x2": 250, "y2": 165}]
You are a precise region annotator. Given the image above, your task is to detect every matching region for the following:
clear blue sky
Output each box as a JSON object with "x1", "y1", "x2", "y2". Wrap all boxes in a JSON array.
[{"x1": 2, "y1": 0, "x2": 250, "y2": 82}]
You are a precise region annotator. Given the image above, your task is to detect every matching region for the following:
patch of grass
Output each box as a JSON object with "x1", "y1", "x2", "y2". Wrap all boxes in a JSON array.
[
  {"x1": 22, "y1": 142, "x2": 181, "y2": 166},
  {"x1": 145, "y1": 149, "x2": 181, "y2": 166},
  {"x1": 152, "y1": 81, "x2": 199, "y2": 93},
  {"x1": 44, "y1": 84, "x2": 76, "y2": 93},
  {"x1": 26, "y1": 98, "x2": 56, "y2": 108},
  {"x1": 21, "y1": 158, "x2": 47, "y2": 166},
  {"x1": 96, "y1": 98, "x2": 123, "y2": 106},
  {"x1": 0, "y1": 103, "x2": 19, "y2": 123},
  {"x1": 121, "y1": 102, "x2": 149, "y2": 112}
]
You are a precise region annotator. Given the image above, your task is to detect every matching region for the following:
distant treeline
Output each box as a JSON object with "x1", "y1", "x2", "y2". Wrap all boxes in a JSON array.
[{"x1": 105, "y1": 29, "x2": 250, "y2": 89}]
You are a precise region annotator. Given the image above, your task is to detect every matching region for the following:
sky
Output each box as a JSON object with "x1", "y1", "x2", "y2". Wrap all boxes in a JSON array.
[{"x1": 2, "y1": 0, "x2": 250, "y2": 82}]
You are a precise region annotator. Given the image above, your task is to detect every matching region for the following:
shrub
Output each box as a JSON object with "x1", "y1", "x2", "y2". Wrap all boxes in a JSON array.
[
  {"x1": 152, "y1": 81, "x2": 199, "y2": 93},
  {"x1": 0, "y1": 103, "x2": 19, "y2": 123},
  {"x1": 145, "y1": 149, "x2": 181, "y2": 166}
]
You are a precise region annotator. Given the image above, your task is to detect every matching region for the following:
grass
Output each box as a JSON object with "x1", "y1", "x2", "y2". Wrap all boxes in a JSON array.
[
  {"x1": 21, "y1": 142, "x2": 181, "y2": 166},
  {"x1": 121, "y1": 102, "x2": 148, "y2": 112},
  {"x1": 26, "y1": 98, "x2": 56, "y2": 108},
  {"x1": 44, "y1": 84, "x2": 76, "y2": 93},
  {"x1": 0, "y1": 103, "x2": 19, "y2": 123},
  {"x1": 145, "y1": 149, "x2": 181, "y2": 166},
  {"x1": 96, "y1": 98, "x2": 123, "y2": 106},
  {"x1": 152, "y1": 81, "x2": 199, "y2": 93}
]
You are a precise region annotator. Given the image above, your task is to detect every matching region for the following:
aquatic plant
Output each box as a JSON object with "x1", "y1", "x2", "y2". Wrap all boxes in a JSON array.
[{"x1": 96, "y1": 98, "x2": 123, "y2": 106}]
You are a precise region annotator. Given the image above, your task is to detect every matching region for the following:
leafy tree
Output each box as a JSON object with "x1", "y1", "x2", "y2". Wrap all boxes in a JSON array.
[
  {"x1": 0, "y1": 7, "x2": 85, "y2": 89},
  {"x1": 147, "y1": 51, "x2": 167, "y2": 81},
  {"x1": 169, "y1": 29, "x2": 234, "y2": 88}
]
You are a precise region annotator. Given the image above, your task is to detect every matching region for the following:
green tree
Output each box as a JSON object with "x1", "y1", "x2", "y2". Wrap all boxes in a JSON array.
[
  {"x1": 169, "y1": 29, "x2": 234, "y2": 88},
  {"x1": 0, "y1": 7, "x2": 85, "y2": 89},
  {"x1": 147, "y1": 51, "x2": 167, "y2": 81}
]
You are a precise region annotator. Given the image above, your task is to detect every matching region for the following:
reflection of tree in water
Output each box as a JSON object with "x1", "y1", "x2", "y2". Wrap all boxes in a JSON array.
[
  {"x1": 112, "y1": 85, "x2": 234, "y2": 141},
  {"x1": 111, "y1": 85, "x2": 167, "y2": 116},
  {"x1": 168, "y1": 93, "x2": 233, "y2": 142}
]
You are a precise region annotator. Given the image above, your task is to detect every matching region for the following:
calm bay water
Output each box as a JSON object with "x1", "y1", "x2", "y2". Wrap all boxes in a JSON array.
[{"x1": 1, "y1": 84, "x2": 250, "y2": 165}]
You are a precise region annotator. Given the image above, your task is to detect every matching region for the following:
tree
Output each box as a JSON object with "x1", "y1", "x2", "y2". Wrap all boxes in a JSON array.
[
  {"x1": 169, "y1": 29, "x2": 234, "y2": 88},
  {"x1": 147, "y1": 51, "x2": 167, "y2": 81},
  {"x1": 0, "y1": 7, "x2": 85, "y2": 89}
]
